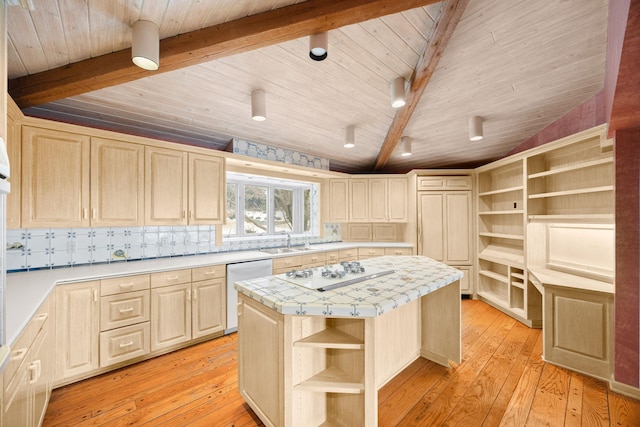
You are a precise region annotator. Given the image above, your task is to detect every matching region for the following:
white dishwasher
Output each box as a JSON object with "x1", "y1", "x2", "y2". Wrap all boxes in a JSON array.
[{"x1": 226, "y1": 259, "x2": 273, "y2": 333}]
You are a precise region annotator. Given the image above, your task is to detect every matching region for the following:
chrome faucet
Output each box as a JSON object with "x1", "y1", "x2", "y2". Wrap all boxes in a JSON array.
[{"x1": 286, "y1": 233, "x2": 291, "y2": 249}]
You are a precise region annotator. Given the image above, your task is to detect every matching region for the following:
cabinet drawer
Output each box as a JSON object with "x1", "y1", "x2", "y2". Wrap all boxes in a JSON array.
[
  {"x1": 101, "y1": 274, "x2": 150, "y2": 296},
  {"x1": 301, "y1": 252, "x2": 325, "y2": 266},
  {"x1": 4, "y1": 297, "x2": 50, "y2": 384},
  {"x1": 100, "y1": 322, "x2": 150, "y2": 368},
  {"x1": 272, "y1": 255, "x2": 302, "y2": 272},
  {"x1": 150, "y1": 269, "x2": 191, "y2": 288},
  {"x1": 192, "y1": 264, "x2": 225, "y2": 282},
  {"x1": 338, "y1": 249, "x2": 357, "y2": 261},
  {"x1": 384, "y1": 247, "x2": 413, "y2": 256},
  {"x1": 325, "y1": 251, "x2": 340, "y2": 264},
  {"x1": 100, "y1": 290, "x2": 150, "y2": 331},
  {"x1": 417, "y1": 176, "x2": 472, "y2": 191},
  {"x1": 358, "y1": 247, "x2": 385, "y2": 259}
]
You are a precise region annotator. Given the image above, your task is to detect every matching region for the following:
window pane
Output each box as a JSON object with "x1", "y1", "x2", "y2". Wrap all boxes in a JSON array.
[
  {"x1": 303, "y1": 189, "x2": 311, "y2": 232},
  {"x1": 274, "y1": 188, "x2": 294, "y2": 233},
  {"x1": 244, "y1": 185, "x2": 268, "y2": 235},
  {"x1": 223, "y1": 183, "x2": 238, "y2": 236}
]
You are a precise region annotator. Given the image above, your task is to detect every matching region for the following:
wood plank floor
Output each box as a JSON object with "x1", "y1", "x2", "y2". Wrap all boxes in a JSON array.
[{"x1": 43, "y1": 300, "x2": 640, "y2": 426}]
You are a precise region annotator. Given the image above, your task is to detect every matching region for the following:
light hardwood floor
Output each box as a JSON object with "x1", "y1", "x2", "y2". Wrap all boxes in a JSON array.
[{"x1": 43, "y1": 299, "x2": 640, "y2": 426}]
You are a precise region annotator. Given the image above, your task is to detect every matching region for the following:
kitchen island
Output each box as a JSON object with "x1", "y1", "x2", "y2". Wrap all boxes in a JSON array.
[{"x1": 235, "y1": 256, "x2": 462, "y2": 427}]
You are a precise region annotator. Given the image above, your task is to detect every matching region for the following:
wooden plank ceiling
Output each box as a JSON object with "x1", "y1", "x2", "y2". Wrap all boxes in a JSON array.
[{"x1": 7, "y1": 0, "x2": 609, "y2": 173}]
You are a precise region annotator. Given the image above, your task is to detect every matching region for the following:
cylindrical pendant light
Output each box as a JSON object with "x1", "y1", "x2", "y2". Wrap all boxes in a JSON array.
[
  {"x1": 131, "y1": 20, "x2": 159, "y2": 71},
  {"x1": 400, "y1": 136, "x2": 412, "y2": 156},
  {"x1": 309, "y1": 32, "x2": 329, "y2": 61},
  {"x1": 391, "y1": 77, "x2": 406, "y2": 108},
  {"x1": 344, "y1": 125, "x2": 355, "y2": 148},
  {"x1": 251, "y1": 89, "x2": 267, "y2": 121},
  {"x1": 468, "y1": 116, "x2": 484, "y2": 141}
]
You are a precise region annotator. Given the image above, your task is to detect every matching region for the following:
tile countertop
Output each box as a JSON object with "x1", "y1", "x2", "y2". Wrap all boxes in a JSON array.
[
  {"x1": 4, "y1": 242, "x2": 412, "y2": 346},
  {"x1": 235, "y1": 256, "x2": 463, "y2": 317}
]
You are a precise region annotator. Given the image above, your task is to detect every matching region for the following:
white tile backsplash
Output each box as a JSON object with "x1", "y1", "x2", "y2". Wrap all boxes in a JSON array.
[{"x1": 6, "y1": 223, "x2": 341, "y2": 272}]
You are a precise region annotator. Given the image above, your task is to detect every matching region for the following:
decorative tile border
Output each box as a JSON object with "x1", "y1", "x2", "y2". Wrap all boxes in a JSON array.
[{"x1": 230, "y1": 138, "x2": 330, "y2": 170}]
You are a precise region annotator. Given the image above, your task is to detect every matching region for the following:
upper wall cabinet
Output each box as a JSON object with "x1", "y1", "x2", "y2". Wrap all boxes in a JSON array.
[
  {"x1": 6, "y1": 108, "x2": 21, "y2": 229},
  {"x1": 327, "y1": 179, "x2": 349, "y2": 222},
  {"x1": 91, "y1": 138, "x2": 145, "y2": 227},
  {"x1": 346, "y1": 177, "x2": 408, "y2": 223},
  {"x1": 22, "y1": 126, "x2": 91, "y2": 228},
  {"x1": 145, "y1": 148, "x2": 225, "y2": 226},
  {"x1": 145, "y1": 146, "x2": 188, "y2": 226},
  {"x1": 188, "y1": 153, "x2": 225, "y2": 224}
]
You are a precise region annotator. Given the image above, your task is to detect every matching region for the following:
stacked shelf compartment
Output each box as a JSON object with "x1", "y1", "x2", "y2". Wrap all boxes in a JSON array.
[
  {"x1": 291, "y1": 318, "x2": 367, "y2": 426},
  {"x1": 527, "y1": 136, "x2": 614, "y2": 222},
  {"x1": 476, "y1": 158, "x2": 541, "y2": 326}
]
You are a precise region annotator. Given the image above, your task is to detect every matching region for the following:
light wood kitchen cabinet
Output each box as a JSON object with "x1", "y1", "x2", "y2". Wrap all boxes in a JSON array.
[
  {"x1": 90, "y1": 137, "x2": 145, "y2": 226},
  {"x1": 418, "y1": 175, "x2": 474, "y2": 296},
  {"x1": 22, "y1": 126, "x2": 91, "y2": 228},
  {"x1": 192, "y1": 265, "x2": 226, "y2": 339},
  {"x1": 272, "y1": 255, "x2": 302, "y2": 274},
  {"x1": 369, "y1": 177, "x2": 408, "y2": 222},
  {"x1": 188, "y1": 153, "x2": 225, "y2": 224},
  {"x1": 6, "y1": 104, "x2": 21, "y2": 229},
  {"x1": 3, "y1": 295, "x2": 53, "y2": 427},
  {"x1": 145, "y1": 146, "x2": 188, "y2": 225},
  {"x1": 328, "y1": 179, "x2": 349, "y2": 222},
  {"x1": 151, "y1": 282, "x2": 192, "y2": 351},
  {"x1": 349, "y1": 178, "x2": 369, "y2": 222},
  {"x1": 419, "y1": 192, "x2": 472, "y2": 265},
  {"x1": 238, "y1": 295, "x2": 284, "y2": 427},
  {"x1": 55, "y1": 281, "x2": 100, "y2": 383}
]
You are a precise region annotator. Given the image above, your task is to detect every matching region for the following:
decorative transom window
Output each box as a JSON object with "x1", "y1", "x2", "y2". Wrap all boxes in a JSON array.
[{"x1": 223, "y1": 172, "x2": 317, "y2": 238}]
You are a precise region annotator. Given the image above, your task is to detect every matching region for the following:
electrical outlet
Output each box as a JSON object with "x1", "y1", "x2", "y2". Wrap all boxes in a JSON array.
[
  {"x1": 67, "y1": 241, "x2": 76, "y2": 253},
  {"x1": 160, "y1": 236, "x2": 169, "y2": 247}
]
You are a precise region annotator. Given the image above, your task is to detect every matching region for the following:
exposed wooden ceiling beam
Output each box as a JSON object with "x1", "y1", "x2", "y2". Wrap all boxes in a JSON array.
[
  {"x1": 372, "y1": 0, "x2": 469, "y2": 171},
  {"x1": 9, "y1": 0, "x2": 441, "y2": 109}
]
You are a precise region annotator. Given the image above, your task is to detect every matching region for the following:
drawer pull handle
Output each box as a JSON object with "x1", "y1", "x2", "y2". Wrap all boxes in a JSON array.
[
  {"x1": 35, "y1": 313, "x2": 48, "y2": 322},
  {"x1": 29, "y1": 360, "x2": 41, "y2": 384},
  {"x1": 119, "y1": 283, "x2": 134, "y2": 289},
  {"x1": 193, "y1": 289, "x2": 198, "y2": 300},
  {"x1": 119, "y1": 307, "x2": 134, "y2": 313},
  {"x1": 204, "y1": 271, "x2": 216, "y2": 275},
  {"x1": 166, "y1": 276, "x2": 179, "y2": 281},
  {"x1": 11, "y1": 348, "x2": 27, "y2": 361},
  {"x1": 119, "y1": 341, "x2": 134, "y2": 348}
]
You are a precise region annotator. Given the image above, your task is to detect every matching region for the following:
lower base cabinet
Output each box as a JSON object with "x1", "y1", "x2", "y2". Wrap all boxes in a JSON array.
[
  {"x1": 151, "y1": 283, "x2": 193, "y2": 351},
  {"x1": 4, "y1": 294, "x2": 54, "y2": 427}
]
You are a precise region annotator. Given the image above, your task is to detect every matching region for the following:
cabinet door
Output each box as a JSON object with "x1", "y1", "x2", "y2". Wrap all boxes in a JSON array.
[
  {"x1": 372, "y1": 224, "x2": 397, "y2": 241},
  {"x1": 188, "y1": 153, "x2": 225, "y2": 224},
  {"x1": 192, "y1": 279, "x2": 226, "y2": 339},
  {"x1": 91, "y1": 138, "x2": 144, "y2": 226},
  {"x1": 55, "y1": 281, "x2": 100, "y2": 382},
  {"x1": 30, "y1": 321, "x2": 53, "y2": 427},
  {"x1": 151, "y1": 283, "x2": 192, "y2": 351},
  {"x1": 445, "y1": 192, "x2": 472, "y2": 264},
  {"x1": 238, "y1": 295, "x2": 283, "y2": 427},
  {"x1": 387, "y1": 178, "x2": 408, "y2": 222},
  {"x1": 6, "y1": 110, "x2": 21, "y2": 229},
  {"x1": 328, "y1": 179, "x2": 349, "y2": 222},
  {"x1": 349, "y1": 179, "x2": 369, "y2": 222},
  {"x1": 3, "y1": 354, "x2": 30, "y2": 427},
  {"x1": 419, "y1": 193, "x2": 445, "y2": 261},
  {"x1": 145, "y1": 147, "x2": 188, "y2": 225},
  {"x1": 346, "y1": 224, "x2": 371, "y2": 241},
  {"x1": 22, "y1": 126, "x2": 90, "y2": 228},
  {"x1": 368, "y1": 178, "x2": 387, "y2": 222}
]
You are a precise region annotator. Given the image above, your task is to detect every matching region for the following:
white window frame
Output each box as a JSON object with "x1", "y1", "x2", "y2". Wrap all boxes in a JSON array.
[{"x1": 224, "y1": 173, "x2": 316, "y2": 238}]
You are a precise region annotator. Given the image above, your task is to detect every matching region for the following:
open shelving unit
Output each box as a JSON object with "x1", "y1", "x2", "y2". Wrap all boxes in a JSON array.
[
  {"x1": 527, "y1": 135, "x2": 614, "y2": 222},
  {"x1": 290, "y1": 317, "x2": 370, "y2": 426},
  {"x1": 476, "y1": 157, "x2": 542, "y2": 326}
]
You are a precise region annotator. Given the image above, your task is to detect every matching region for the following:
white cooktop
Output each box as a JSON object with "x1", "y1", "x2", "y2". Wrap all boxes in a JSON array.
[{"x1": 276, "y1": 264, "x2": 395, "y2": 292}]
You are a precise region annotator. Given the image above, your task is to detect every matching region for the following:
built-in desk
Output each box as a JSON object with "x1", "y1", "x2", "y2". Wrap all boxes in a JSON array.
[{"x1": 235, "y1": 256, "x2": 462, "y2": 426}]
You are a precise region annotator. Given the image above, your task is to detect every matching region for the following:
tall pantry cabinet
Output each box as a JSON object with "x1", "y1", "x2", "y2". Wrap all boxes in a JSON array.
[{"x1": 415, "y1": 173, "x2": 474, "y2": 294}]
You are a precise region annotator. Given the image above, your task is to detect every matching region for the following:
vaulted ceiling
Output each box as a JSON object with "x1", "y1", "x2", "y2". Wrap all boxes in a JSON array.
[{"x1": 7, "y1": 0, "x2": 609, "y2": 173}]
